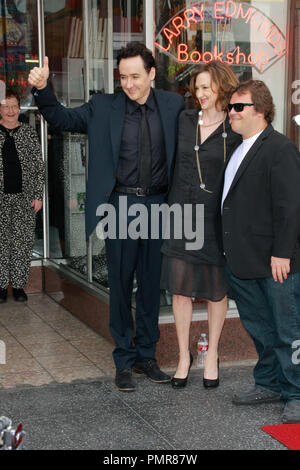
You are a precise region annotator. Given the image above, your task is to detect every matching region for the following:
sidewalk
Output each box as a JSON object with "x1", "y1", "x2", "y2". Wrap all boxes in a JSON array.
[{"x1": 0, "y1": 294, "x2": 285, "y2": 450}]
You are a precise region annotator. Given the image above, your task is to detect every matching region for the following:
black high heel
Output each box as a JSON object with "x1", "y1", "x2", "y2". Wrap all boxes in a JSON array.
[
  {"x1": 171, "y1": 352, "x2": 193, "y2": 389},
  {"x1": 203, "y1": 358, "x2": 219, "y2": 389}
]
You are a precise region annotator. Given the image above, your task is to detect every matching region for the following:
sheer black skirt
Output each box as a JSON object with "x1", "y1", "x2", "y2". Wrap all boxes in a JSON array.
[{"x1": 160, "y1": 255, "x2": 229, "y2": 302}]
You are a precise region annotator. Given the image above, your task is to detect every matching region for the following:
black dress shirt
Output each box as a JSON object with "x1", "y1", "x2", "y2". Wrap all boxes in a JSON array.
[
  {"x1": 116, "y1": 89, "x2": 167, "y2": 188},
  {"x1": 0, "y1": 125, "x2": 22, "y2": 194}
]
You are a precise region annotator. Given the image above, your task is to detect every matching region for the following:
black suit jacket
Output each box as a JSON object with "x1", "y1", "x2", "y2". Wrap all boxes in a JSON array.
[
  {"x1": 32, "y1": 86, "x2": 184, "y2": 239},
  {"x1": 222, "y1": 125, "x2": 300, "y2": 279}
]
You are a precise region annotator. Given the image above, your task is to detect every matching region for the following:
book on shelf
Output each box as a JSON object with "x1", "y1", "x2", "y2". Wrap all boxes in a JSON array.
[
  {"x1": 75, "y1": 19, "x2": 83, "y2": 57},
  {"x1": 100, "y1": 17, "x2": 108, "y2": 59},
  {"x1": 67, "y1": 16, "x2": 76, "y2": 58},
  {"x1": 67, "y1": 16, "x2": 84, "y2": 58},
  {"x1": 87, "y1": 6, "x2": 108, "y2": 59}
]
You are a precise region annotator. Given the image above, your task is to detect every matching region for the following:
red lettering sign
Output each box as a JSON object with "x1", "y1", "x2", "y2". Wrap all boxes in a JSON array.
[
  {"x1": 155, "y1": 1, "x2": 286, "y2": 73},
  {"x1": 177, "y1": 44, "x2": 269, "y2": 72}
]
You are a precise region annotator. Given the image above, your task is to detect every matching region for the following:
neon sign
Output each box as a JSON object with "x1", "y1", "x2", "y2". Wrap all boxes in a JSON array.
[{"x1": 155, "y1": 1, "x2": 287, "y2": 73}]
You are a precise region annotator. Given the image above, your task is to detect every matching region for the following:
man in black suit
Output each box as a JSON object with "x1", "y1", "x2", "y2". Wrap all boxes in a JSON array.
[
  {"x1": 28, "y1": 43, "x2": 184, "y2": 392},
  {"x1": 221, "y1": 80, "x2": 300, "y2": 423}
]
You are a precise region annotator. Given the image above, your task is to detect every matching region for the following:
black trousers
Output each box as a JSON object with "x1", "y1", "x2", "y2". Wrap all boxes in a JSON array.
[{"x1": 105, "y1": 191, "x2": 166, "y2": 369}]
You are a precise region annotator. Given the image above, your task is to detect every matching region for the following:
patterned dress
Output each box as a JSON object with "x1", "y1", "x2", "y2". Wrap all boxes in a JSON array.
[{"x1": 0, "y1": 123, "x2": 44, "y2": 288}]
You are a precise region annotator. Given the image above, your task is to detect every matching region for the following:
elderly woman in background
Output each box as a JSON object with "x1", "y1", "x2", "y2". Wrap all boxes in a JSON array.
[{"x1": 0, "y1": 88, "x2": 44, "y2": 303}]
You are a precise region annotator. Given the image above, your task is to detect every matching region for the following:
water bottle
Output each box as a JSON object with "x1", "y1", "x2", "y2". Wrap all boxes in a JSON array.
[{"x1": 197, "y1": 333, "x2": 208, "y2": 368}]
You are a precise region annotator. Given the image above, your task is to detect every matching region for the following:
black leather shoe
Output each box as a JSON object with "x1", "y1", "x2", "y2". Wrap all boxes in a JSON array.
[
  {"x1": 232, "y1": 387, "x2": 281, "y2": 405},
  {"x1": 171, "y1": 352, "x2": 193, "y2": 389},
  {"x1": 115, "y1": 368, "x2": 136, "y2": 392},
  {"x1": 282, "y1": 400, "x2": 300, "y2": 423},
  {"x1": 203, "y1": 358, "x2": 219, "y2": 389},
  {"x1": 12, "y1": 288, "x2": 28, "y2": 302},
  {"x1": 133, "y1": 359, "x2": 171, "y2": 383},
  {"x1": 0, "y1": 288, "x2": 8, "y2": 304}
]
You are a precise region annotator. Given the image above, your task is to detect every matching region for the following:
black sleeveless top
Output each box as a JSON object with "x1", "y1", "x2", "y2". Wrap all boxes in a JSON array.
[
  {"x1": 0, "y1": 124, "x2": 22, "y2": 194},
  {"x1": 161, "y1": 109, "x2": 242, "y2": 266}
]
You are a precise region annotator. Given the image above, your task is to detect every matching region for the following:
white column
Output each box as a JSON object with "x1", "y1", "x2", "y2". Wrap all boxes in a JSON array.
[
  {"x1": 107, "y1": 0, "x2": 114, "y2": 93},
  {"x1": 144, "y1": 0, "x2": 154, "y2": 53},
  {"x1": 37, "y1": 0, "x2": 49, "y2": 260}
]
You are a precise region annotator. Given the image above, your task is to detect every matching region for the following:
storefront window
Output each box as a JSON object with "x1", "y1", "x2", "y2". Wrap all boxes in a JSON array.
[
  {"x1": 45, "y1": 0, "x2": 87, "y2": 280},
  {"x1": 0, "y1": 0, "x2": 43, "y2": 257},
  {"x1": 25, "y1": 0, "x2": 294, "y2": 306},
  {"x1": 0, "y1": 0, "x2": 39, "y2": 105},
  {"x1": 155, "y1": 0, "x2": 288, "y2": 132}
]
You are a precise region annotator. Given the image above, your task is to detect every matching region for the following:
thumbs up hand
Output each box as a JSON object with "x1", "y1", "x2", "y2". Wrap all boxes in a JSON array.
[{"x1": 28, "y1": 56, "x2": 50, "y2": 90}]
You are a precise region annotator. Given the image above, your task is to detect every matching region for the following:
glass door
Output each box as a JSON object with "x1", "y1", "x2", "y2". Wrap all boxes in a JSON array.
[
  {"x1": 44, "y1": 0, "x2": 88, "y2": 281},
  {"x1": 0, "y1": 0, "x2": 44, "y2": 257}
]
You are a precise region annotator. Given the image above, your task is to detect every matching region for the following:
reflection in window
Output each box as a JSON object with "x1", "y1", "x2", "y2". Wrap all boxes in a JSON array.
[
  {"x1": 44, "y1": 0, "x2": 66, "y2": 14},
  {"x1": 0, "y1": 0, "x2": 38, "y2": 106}
]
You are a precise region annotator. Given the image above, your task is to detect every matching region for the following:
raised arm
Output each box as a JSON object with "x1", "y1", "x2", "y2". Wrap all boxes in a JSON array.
[{"x1": 28, "y1": 56, "x2": 92, "y2": 133}]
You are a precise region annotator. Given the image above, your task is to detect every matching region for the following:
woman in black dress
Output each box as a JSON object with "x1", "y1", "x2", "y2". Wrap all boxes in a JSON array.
[{"x1": 161, "y1": 61, "x2": 241, "y2": 388}]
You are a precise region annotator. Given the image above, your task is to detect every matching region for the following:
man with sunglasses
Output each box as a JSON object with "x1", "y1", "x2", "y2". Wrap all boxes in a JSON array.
[{"x1": 221, "y1": 80, "x2": 300, "y2": 423}]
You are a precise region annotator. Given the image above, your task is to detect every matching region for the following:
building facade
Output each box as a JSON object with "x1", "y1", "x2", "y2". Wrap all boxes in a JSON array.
[{"x1": 1, "y1": 0, "x2": 300, "y2": 363}]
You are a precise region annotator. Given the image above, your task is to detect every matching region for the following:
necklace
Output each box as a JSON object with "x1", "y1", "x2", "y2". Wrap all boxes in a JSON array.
[
  {"x1": 0, "y1": 122, "x2": 18, "y2": 137},
  {"x1": 194, "y1": 110, "x2": 227, "y2": 194},
  {"x1": 198, "y1": 116, "x2": 225, "y2": 127}
]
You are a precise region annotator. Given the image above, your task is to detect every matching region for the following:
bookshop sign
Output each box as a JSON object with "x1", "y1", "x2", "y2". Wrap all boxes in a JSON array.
[{"x1": 155, "y1": 1, "x2": 286, "y2": 73}]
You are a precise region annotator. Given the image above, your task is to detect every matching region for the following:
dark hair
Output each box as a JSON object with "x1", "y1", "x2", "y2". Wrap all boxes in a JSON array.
[
  {"x1": 189, "y1": 61, "x2": 239, "y2": 110},
  {"x1": 4, "y1": 87, "x2": 21, "y2": 107},
  {"x1": 230, "y1": 80, "x2": 275, "y2": 124},
  {"x1": 117, "y1": 42, "x2": 156, "y2": 73}
]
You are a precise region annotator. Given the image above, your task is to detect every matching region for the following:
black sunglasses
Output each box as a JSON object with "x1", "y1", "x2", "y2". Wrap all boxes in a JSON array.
[{"x1": 228, "y1": 103, "x2": 254, "y2": 112}]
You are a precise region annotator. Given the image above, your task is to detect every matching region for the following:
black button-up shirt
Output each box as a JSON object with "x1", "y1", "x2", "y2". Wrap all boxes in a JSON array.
[{"x1": 116, "y1": 89, "x2": 167, "y2": 188}]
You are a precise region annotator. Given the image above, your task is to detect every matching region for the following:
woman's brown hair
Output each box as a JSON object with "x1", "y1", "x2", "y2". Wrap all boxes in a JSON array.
[{"x1": 189, "y1": 60, "x2": 239, "y2": 110}]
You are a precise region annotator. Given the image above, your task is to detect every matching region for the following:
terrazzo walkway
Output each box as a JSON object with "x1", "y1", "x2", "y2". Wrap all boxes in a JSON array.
[
  {"x1": 0, "y1": 293, "x2": 114, "y2": 389},
  {"x1": 0, "y1": 294, "x2": 287, "y2": 450}
]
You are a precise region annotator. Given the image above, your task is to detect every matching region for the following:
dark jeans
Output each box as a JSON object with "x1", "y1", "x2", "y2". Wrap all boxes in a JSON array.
[
  {"x1": 226, "y1": 265, "x2": 300, "y2": 401},
  {"x1": 105, "y1": 191, "x2": 166, "y2": 369}
]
